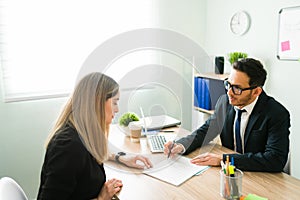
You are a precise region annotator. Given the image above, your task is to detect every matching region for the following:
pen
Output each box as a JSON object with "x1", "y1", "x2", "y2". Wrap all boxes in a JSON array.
[
  {"x1": 112, "y1": 194, "x2": 120, "y2": 200},
  {"x1": 160, "y1": 130, "x2": 174, "y2": 132},
  {"x1": 226, "y1": 155, "x2": 230, "y2": 176},
  {"x1": 230, "y1": 167, "x2": 239, "y2": 199},
  {"x1": 225, "y1": 155, "x2": 230, "y2": 197},
  {"x1": 220, "y1": 161, "x2": 226, "y2": 174},
  {"x1": 167, "y1": 140, "x2": 175, "y2": 159}
]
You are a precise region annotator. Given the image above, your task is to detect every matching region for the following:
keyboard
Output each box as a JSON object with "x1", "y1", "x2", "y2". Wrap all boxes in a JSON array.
[{"x1": 147, "y1": 135, "x2": 167, "y2": 153}]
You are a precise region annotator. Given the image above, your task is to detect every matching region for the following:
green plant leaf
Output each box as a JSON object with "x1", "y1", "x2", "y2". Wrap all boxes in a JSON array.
[
  {"x1": 119, "y1": 112, "x2": 139, "y2": 126},
  {"x1": 228, "y1": 52, "x2": 248, "y2": 64}
]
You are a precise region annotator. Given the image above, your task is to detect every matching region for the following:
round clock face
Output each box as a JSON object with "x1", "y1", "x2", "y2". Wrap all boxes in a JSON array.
[{"x1": 230, "y1": 11, "x2": 251, "y2": 35}]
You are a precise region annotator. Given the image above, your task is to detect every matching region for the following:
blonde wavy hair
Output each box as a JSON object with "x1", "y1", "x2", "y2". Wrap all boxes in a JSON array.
[{"x1": 45, "y1": 72, "x2": 119, "y2": 164}]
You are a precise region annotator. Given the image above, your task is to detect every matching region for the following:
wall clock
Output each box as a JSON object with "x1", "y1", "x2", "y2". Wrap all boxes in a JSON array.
[{"x1": 230, "y1": 11, "x2": 251, "y2": 35}]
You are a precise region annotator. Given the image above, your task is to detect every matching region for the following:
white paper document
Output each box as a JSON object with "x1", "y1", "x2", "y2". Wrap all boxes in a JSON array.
[{"x1": 143, "y1": 155, "x2": 209, "y2": 186}]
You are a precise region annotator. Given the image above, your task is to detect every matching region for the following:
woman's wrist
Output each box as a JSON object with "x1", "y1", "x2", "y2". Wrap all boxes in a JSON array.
[
  {"x1": 109, "y1": 153, "x2": 116, "y2": 161},
  {"x1": 115, "y1": 152, "x2": 126, "y2": 164}
]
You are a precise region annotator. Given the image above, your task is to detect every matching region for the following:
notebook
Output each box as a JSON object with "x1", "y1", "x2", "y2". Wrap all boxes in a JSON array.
[{"x1": 140, "y1": 115, "x2": 181, "y2": 131}]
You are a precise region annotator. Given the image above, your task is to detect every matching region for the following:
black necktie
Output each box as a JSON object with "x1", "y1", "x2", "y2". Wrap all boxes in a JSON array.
[{"x1": 235, "y1": 109, "x2": 246, "y2": 153}]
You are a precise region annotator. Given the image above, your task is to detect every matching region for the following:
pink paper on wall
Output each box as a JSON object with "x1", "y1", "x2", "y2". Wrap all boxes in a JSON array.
[{"x1": 281, "y1": 40, "x2": 290, "y2": 51}]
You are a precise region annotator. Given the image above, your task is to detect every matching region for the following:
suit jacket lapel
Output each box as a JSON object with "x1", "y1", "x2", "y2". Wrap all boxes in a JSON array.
[
  {"x1": 244, "y1": 113, "x2": 259, "y2": 145},
  {"x1": 224, "y1": 106, "x2": 235, "y2": 149},
  {"x1": 244, "y1": 91, "x2": 267, "y2": 146}
]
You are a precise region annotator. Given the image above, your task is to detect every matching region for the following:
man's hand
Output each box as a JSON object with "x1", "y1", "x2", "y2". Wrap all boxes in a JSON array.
[
  {"x1": 163, "y1": 141, "x2": 184, "y2": 158},
  {"x1": 190, "y1": 152, "x2": 222, "y2": 166}
]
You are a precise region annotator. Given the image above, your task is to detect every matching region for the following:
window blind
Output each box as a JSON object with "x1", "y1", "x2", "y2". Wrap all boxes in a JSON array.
[{"x1": 0, "y1": 0, "x2": 156, "y2": 102}]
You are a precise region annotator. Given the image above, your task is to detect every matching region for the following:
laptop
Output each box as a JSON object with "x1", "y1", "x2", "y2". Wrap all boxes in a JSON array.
[{"x1": 140, "y1": 115, "x2": 181, "y2": 131}]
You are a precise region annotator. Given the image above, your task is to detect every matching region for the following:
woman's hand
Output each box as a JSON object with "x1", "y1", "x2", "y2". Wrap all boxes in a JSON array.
[
  {"x1": 190, "y1": 152, "x2": 222, "y2": 166},
  {"x1": 97, "y1": 178, "x2": 122, "y2": 200},
  {"x1": 119, "y1": 155, "x2": 153, "y2": 169}
]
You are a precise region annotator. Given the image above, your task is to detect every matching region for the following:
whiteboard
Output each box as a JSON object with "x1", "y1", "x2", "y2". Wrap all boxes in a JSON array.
[{"x1": 277, "y1": 6, "x2": 300, "y2": 60}]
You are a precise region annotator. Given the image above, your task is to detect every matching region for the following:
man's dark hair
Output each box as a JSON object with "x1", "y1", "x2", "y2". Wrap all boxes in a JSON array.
[{"x1": 233, "y1": 58, "x2": 267, "y2": 87}]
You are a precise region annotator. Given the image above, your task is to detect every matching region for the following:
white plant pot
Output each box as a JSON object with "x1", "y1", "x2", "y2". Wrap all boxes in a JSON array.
[
  {"x1": 118, "y1": 121, "x2": 141, "y2": 136},
  {"x1": 119, "y1": 125, "x2": 130, "y2": 136}
]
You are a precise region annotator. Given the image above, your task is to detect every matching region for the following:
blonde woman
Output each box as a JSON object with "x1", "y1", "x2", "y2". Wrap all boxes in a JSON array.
[{"x1": 37, "y1": 72, "x2": 152, "y2": 200}]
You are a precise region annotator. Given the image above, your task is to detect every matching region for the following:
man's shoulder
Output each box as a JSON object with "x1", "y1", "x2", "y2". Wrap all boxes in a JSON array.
[
  {"x1": 259, "y1": 91, "x2": 289, "y2": 115},
  {"x1": 215, "y1": 94, "x2": 231, "y2": 110}
]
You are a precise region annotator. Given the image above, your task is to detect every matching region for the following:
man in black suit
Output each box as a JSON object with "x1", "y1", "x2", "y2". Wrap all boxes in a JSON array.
[{"x1": 164, "y1": 58, "x2": 290, "y2": 172}]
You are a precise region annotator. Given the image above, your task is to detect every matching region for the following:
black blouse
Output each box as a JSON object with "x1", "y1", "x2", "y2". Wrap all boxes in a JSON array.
[{"x1": 37, "y1": 125, "x2": 106, "y2": 200}]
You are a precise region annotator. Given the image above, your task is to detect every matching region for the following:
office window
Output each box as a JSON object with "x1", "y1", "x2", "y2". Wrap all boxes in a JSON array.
[{"x1": 0, "y1": 0, "x2": 156, "y2": 102}]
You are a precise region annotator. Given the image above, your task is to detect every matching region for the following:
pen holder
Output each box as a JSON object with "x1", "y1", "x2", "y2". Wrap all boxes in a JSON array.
[{"x1": 220, "y1": 169, "x2": 243, "y2": 200}]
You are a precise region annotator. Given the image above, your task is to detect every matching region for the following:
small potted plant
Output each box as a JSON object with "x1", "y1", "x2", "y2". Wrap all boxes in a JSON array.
[
  {"x1": 118, "y1": 112, "x2": 140, "y2": 136},
  {"x1": 228, "y1": 52, "x2": 248, "y2": 65}
]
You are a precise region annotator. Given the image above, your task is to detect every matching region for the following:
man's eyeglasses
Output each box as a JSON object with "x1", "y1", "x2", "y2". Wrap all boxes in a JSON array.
[{"x1": 224, "y1": 79, "x2": 258, "y2": 95}]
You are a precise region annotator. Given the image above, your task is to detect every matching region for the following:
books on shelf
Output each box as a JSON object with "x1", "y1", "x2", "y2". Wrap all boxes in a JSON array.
[{"x1": 194, "y1": 76, "x2": 226, "y2": 111}]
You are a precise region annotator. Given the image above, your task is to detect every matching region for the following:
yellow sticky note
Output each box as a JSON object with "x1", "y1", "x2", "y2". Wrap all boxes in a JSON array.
[{"x1": 244, "y1": 193, "x2": 268, "y2": 200}]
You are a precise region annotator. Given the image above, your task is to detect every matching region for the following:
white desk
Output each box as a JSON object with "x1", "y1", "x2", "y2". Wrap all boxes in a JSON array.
[{"x1": 106, "y1": 125, "x2": 300, "y2": 199}]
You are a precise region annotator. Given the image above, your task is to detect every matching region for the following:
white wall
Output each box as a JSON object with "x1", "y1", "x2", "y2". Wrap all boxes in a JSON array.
[
  {"x1": 204, "y1": 0, "x2": 300, "y2": 179},
  {"x1": 0, "y1": 93, "x2": 67, "y2": 198},
  {"x1": 155, "y1": 0, "x2": 207, "y2": 131}
]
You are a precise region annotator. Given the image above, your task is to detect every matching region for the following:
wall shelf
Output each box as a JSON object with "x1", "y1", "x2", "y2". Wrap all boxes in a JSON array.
[
  {"x1": 193, "y1": 72, "x2": 229, "y2": 114},
  {"x1": 194, "y1": 106, "x2": 214, "y2": 115},
  {"x1": 194, "y1": 72, "x2": 229, "y2": 80}
]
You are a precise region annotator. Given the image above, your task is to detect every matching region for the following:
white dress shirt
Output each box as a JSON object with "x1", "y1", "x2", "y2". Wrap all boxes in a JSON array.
[{"x1": 234, "y1": 97, "x2": 258, "y2": 153}]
